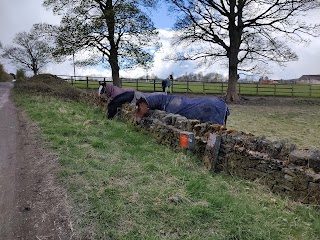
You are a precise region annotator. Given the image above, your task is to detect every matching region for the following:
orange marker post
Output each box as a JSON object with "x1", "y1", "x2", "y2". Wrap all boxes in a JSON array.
[{"x1": 180, "y1": 133, "x2": 189, "y2": 148}]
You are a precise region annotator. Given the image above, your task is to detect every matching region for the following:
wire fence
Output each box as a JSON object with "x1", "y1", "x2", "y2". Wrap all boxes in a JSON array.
[{"x1": 57, "y1": 75, "x2": 320, "y2": 98}]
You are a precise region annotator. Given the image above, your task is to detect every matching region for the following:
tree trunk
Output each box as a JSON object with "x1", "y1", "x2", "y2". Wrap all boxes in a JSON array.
[
  {"x1": 225, "y1": 65, "x2": 240, "y2": 103},
  {"x1": 226, "y1": 43, "x2": 240, "y2": 103},
  {"x1": 32, "y1": 58, "x2": 38, "y2": 76},
  {"x1": 109, "y1": 49, "x2": 121, "y2": 87},
  {"x1": 111, "y1": 66, "x2": 121, "y2": 87},
  {"x1": 226, "y1": 0, "x2": 241, "y2": 103},
  {"x1": 104, "y1": 0, "x2": 121, "y2": 87},
  {"x1": 32, "y1": 66, "x2": 38, "y2": 76}
]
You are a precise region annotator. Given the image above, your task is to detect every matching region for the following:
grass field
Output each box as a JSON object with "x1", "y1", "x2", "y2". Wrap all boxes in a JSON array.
[
  {"x1": 13, "y1": 90, "x2": 320, "y2": 239},
  {"x1": 227, "y1": 97, "x2": 320, "y2": 150},
  {"x1": 66, "y1": 78, "x2": 320, "y2": 98}
]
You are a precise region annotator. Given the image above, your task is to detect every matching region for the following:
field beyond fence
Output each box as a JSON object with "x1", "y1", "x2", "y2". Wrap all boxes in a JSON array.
[{"x1": 57, "y1": 75, "x2": 320, "y2": 98}]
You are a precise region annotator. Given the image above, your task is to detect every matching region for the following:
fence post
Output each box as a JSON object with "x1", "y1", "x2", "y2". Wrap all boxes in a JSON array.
[
  {"x1": 310, "y1": 84, "x2": 312, "y2": 97},
  {"x1": 136, "y1": 78, "x2": 139, "y2": 90},
  {"x1": 154, "y1": 79, "x2": 156, "y2": 92},
  {"x1": 171, "y1": 80, "x2": 173, "y2": 93},
  {"x1": 203, "y1": 82, "x2": 205, "y2": 94},
  {"x1": 221, "y1": 82, "x2": 224, "y2": 94},
  {"x1": 291, "y1": 82, "x2": 294, "y2": 97},
  {"x1": 86, "y1": 77, "x2": 89, "y2": 89},
  {"x1": 71, "y1": 76, "x2": 74, "y2": 86},
  {"x1": 256, "y1": 83, "x2": 259, "y2": 95},
  {"x1": 187, "y1": 81, "x2": 189, "y2": 93},
  {"x1": 238, "y1": 83, "x2": 241, "y2": 95},
  {"x1": 274, "y1": 84, "x2": 276, "y2": 96}
]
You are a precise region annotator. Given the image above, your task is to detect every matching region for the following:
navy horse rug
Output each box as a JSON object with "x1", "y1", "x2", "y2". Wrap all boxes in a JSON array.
[{"x1": 136, "y1": 94, "x2": 230, "y2": 125}]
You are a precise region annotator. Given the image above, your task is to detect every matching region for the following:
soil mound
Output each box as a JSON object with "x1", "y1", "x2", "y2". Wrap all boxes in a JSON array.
[{"x1": 14, "y1": 74, "x2": 83, "y2": 101}]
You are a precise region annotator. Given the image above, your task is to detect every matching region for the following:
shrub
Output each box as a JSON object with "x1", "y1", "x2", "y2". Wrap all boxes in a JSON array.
[
  {"x1": 0, "y1": 63, "x2": 12, "y2": 82},
  {"x1": 16, "y1": 69, "x2": 26, "y2": 80}
]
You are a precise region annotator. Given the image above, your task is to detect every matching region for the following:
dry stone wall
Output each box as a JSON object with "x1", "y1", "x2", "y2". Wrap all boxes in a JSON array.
[{"x1": 115, "y1": 104, "x2": 320, "y2": 205}]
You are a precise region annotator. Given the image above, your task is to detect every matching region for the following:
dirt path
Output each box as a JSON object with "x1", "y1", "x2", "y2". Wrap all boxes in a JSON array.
[{"x1": 0, "y1": 82, "x2": 72, "y2": 240}]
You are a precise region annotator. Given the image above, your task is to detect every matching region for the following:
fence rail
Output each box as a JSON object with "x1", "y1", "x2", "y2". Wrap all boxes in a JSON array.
[{"x1": 57, "y1": 75, "x2": 320, "y2": 98}]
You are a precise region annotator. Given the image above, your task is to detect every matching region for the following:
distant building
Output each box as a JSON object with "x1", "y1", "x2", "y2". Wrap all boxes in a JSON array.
[
  {"x1": 259, "y1": 79, "x2": 277, "y2": 84},
  {"x1": 297, "y1": 75, "x2": 320, "y2": 84}
]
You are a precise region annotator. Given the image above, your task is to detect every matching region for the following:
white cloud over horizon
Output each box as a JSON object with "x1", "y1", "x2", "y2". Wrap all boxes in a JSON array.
[{"x1": 1, "y1": 0, "x2": 319, "y2": 81}]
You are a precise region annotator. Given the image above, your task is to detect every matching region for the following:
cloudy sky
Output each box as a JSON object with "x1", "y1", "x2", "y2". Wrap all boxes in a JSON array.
[{"x1": 0, "y1": 0, "x2": 319, "y2": 80}]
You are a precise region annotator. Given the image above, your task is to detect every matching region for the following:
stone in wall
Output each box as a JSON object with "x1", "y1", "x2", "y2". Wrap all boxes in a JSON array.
[
  {"x1": 202, "y1": 133, "x2": 222, "y2": 171},
  {"x1": 114, "y1": 103, "x2": 320, "y2": 205},
  {"x1": 217, "y1": 133, "x2": 320, "y2": 204},
  {"x1": 289, "y1": 149, "x2": 320, "y2": 173},
  {"x1": 113, "y1": 103, "x2": 136, "y2": 123}
]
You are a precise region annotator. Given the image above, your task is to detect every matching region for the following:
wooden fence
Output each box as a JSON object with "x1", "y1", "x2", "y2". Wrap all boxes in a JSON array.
[{"x1": 57, "y1": 75, "x2": 320, "y2": 98}]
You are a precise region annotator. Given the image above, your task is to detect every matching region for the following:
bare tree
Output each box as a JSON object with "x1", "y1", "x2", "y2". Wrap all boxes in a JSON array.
[
  {"x1": 167, "y1": 0, "x2": 320, "y2": 102},
  {"x1": 43, "y1": 0, "x2": 160, "y2": 87},
  {"x1": 0, "y1": 28, "x2": 53, "y2": 76}
]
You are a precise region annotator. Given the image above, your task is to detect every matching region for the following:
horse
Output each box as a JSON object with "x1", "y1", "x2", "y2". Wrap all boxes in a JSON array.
[
  {"x1": 107, "y1": 91, "x2": 135, "y2": 119},
  {"x1": 98, "y1": 82, "x2": 134, "y2": 98},
  {"x1": 106, "y1": 91, "x2": 167, "y2": 119},
  {"x1": 135, "y1": 94, "x2": 230, "y2": 125}
]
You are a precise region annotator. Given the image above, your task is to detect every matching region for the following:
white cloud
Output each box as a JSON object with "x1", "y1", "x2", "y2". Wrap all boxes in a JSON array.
[
  {"x1": 271, "y1": 39, "x2": 320, "y2": 79},
  {"x1": 1, "y1": 1, "x2": 319, "y2": 80},
  {"x1": 0, "y1": 0, "x2": 60, "y2": 44},
  {"x1": 0, "y1": 0, "x2": 60, "y2": 74}
]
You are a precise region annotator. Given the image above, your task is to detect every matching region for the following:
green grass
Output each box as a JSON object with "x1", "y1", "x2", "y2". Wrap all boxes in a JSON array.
[
  {"x1": 227, "y1": 99, "x2": 320, "y2": 149},
  {"x1": 13, "y1": 93, "x2": 320, "y2": 239},
  {"x1": 68, "y1": 79, "x2": 320, "y2": 97}
]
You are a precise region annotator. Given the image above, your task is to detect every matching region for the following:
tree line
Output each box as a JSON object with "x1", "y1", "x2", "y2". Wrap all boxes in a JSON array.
[
  {"x1": 1, "y1": 0, "x2": 319, "y2": 102},
  {"x1": 0, "y1": 63, "x2": 26, "y2": 82},
  {"x1": 0, "y1": 64, "x2": 12, "y2": 82}
]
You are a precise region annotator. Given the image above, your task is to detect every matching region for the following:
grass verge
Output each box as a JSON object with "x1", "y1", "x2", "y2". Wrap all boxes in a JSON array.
[{"x1": 13, "y1": 93, "x2": 320, "y2": 240}]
